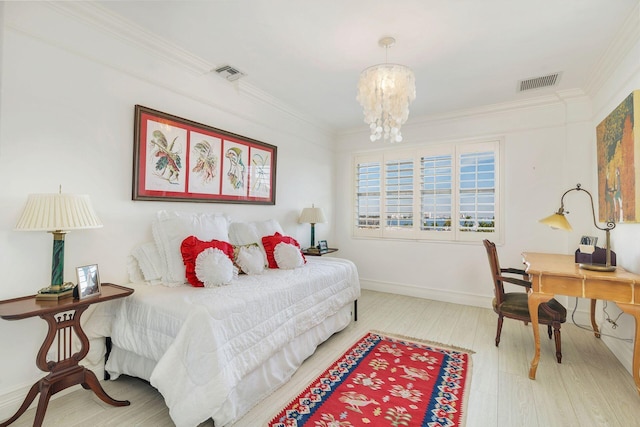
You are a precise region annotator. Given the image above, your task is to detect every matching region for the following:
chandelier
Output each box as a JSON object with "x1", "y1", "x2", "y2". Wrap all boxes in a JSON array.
[{"x1": 357, "y1": 37, "x2": 416, "y2": 143}]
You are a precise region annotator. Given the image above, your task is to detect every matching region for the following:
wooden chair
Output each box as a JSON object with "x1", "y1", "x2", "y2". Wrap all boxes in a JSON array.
[{"x1": 483, "y1": 239, "x2": 567, "y2": 363}]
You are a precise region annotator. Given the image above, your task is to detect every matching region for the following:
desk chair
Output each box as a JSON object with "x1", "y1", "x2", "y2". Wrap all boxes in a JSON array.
[{"x1": 483, "y1": 239, "x2": 567, "y2": 363}]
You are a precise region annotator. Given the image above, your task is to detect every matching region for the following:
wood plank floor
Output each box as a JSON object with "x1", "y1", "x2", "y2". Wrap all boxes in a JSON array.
[{"x1": 8, "y1": 289, "x2": 640, "y2": 426}]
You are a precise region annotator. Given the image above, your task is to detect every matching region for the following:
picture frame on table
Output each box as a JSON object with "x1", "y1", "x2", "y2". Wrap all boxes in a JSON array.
[
  {"x1": 76, "y1": 264, "x2": 101, "y2": 300},
  {"x1": 317, "y1": 240, "x2": 329, "y2": 253},
  {"x1": 133, "y1": 105, "x2": 277, "y2": 205}
]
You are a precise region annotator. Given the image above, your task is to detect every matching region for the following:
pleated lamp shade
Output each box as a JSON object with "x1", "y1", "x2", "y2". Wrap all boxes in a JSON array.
[
  {"x1": 298, "y1": 206, "x2": 327, "y2": 225},
  {"x1": 16, "y1": 193, "x2": 103, "y2": 232}
]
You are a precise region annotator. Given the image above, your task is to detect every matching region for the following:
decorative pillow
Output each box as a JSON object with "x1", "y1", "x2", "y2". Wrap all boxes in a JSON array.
[
  {"x1": 130, "y1": 242, "x2": 165, "y2": 281},
  {"x1": 180, "y1": 236, "x2": 234, "y2": 287},
  {"x1": 262, "y1": 232, "x2": 306, "y2": 269},
  {"x1": 235, "y1": 244, "x2": 265, "y2": 275},
  {"x1": 229, "y1": 219, "x2": 284, "y2": 265},
  {"x1": 153, "y1": 210, "x2": 230, "y2": 284},
  {"x1": 195, "y1": 248, "x2": 235, "y2": 287},
  {"x1": 274, "y1": 243, "x2": 305, "y2": 269}
]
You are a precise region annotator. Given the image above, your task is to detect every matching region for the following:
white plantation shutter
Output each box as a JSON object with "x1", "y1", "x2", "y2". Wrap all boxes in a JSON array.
[{"x1": 353, "y1": 139, "x2": 501, "y2": 242}]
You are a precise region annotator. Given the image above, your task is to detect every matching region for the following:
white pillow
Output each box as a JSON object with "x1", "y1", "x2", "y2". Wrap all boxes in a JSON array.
[
  {"x1": 130, "y1": 242, "x2": 165, "y2": 281},
  {"x1": 228, "y1": 219, "x2": 284, "y2": 265},
  {"x1": 236, "y1": 245, "x2": 265, "y2": 275},
  {"x1": 195, "y1": 248, "x2": 235, "y2": 287},
  {"x1": 152, "y1": 210, "x2": 230, "y2": 284},
  {"x1": 274, "y1": 243, "x2": 305, "y2": 269}
]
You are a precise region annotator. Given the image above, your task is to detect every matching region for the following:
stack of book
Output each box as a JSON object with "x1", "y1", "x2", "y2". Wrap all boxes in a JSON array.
[{"x1": 35, "y1": 282, "x2": 75, "y2": 301}]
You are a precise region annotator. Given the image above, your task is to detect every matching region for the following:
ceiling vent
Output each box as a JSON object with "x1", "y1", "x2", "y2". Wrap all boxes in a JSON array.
[
  {"x1": 214, "y1": 65, "x2": 246, "y2": 82},
  {"x1": 518, "y1": 72, "x2": 561, "y2": 92}
]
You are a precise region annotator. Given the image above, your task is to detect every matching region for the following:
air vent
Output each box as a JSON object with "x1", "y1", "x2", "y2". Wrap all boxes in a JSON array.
[
  {"x1": 214, "y1": 65, "x2": 246, "y2": 82},
  {"x1": 518, "y1": 72, "x2": 561, "y2": 92}
]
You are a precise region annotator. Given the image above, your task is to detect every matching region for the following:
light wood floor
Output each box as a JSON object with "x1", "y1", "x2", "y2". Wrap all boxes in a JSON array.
[{"x1": 8, "y1": 289, "x2": 640, "y2": 426}]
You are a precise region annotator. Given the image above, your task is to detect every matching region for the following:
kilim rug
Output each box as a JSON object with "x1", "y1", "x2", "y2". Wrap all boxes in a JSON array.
[{"x1": 269, "y1": 331, "x2": 473, "y2": 427}]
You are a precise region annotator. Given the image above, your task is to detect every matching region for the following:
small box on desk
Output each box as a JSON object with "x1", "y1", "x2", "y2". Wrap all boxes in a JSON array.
[{"x1": 575, "y1": 247, "x2": 616, "y2": 266}]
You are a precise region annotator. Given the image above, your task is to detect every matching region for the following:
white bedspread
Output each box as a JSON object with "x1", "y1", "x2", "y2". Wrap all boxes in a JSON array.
[{"x1": 91, "y1": 257, "x2": 359, "y2": 427}]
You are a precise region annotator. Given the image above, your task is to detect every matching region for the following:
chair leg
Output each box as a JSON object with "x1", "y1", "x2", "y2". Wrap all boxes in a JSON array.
[
  {"x1": 552, "y1": 322, "x2": 562, "y2": 363},
  {"x1": 495, "y1": 315, "x2": 504, "y2": 347},
  {"x1": 547, "y1": 324, "x2": 552, "y2": 339}
]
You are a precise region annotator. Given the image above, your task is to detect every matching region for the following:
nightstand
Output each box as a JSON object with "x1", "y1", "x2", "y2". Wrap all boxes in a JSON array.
[
  {"x1": 302, "y1": 248, "x2": 339, "y2": 256},
  {"x1": 0, "y1": 283, "x2": 134, "y2": 427}
]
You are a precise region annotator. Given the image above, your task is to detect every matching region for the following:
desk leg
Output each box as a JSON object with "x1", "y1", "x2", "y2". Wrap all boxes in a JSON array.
[
  {"x1": 528, "y1": 292, "x2": 553, "y2": 380},
  {"x1": 590, "y1": 299, "x2": 601, "y2": 338},
  {"x1": 617, "y1": 303, "x2": 640, "y2": 394}
]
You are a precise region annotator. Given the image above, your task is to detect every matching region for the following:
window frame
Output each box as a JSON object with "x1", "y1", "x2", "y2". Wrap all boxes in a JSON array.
[{"x1": 352, "y1": 138, "x2": 503, "y2": 243}]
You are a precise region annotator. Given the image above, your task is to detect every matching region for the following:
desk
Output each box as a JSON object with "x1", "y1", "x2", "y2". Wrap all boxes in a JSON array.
[
  {"x1": 0, "y1": 283, "x2": 134, "y2": 427},
  {"x1": 522, "y1": 252, "x2": 640, "y2": 393}
]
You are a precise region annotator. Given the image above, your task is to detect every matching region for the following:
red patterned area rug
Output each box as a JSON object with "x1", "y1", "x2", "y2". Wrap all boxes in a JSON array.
[{"x1": 269, "y1": 331, "x2": 473, "y2": 427}]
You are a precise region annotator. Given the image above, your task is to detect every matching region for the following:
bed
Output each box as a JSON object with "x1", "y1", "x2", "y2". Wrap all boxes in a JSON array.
[{"x1": 82, "y1": 211, "x2": 360, "y2": 427}]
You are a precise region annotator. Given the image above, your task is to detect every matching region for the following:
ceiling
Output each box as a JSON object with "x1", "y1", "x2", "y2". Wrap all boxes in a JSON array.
[{"x1": 98, "y1": 0, "x2": 638, "y2": 133}]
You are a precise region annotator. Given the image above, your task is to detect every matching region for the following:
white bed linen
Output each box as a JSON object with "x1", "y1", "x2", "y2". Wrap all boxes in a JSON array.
[{"x1": 85, "y1": 257, "x2": 359, "y2": 427}]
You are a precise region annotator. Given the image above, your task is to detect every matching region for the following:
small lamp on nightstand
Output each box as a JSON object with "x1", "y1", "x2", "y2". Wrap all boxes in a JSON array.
[
  {"x1": 298, "y1": 204, "x2": 326, "y2": 248},
  {"x1": 15, "y1": 189, "x2": 103, "y2": 293}
]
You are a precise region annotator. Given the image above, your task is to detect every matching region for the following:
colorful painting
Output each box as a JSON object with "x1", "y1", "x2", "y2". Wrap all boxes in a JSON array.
[
  {"x1": 596, "y1": 90, "x2": 639, "y2": 223},
  {"x1": 133, "y1": 105, "x2": 277, "y2": 204}
]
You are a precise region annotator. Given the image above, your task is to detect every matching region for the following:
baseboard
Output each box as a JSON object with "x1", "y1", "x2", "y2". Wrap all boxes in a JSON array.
[{"x1": 360, "y1": 278, "x2": 493, "y2": 308}]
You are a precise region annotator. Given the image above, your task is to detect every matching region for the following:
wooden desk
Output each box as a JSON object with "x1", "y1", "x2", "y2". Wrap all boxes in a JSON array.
[
  {"x1": 0, "y1": 283, "x2": 134, "y2": 427},
  {"x1": 522, "y1": 252, "x2": 640, "y2": 393}
]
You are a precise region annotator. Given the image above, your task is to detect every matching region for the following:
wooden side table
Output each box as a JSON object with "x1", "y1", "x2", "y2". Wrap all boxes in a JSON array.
[
  {"x1": 302, "y1": 248, "x2": 339, "y2": 256},
  {"x1": 0, "y1": 283, "x2": 134, "y2": 427}
]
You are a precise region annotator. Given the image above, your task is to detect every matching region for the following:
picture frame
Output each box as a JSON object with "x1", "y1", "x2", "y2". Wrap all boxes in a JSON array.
[
  {"x1": 133, "y1": 105, "x2": 277, "y2": 204},
  {"x1": 317, "y1": 240, "x2": 328, "y2": 253},
  {"x1": 76, "y1": 264, "x2": 101, "y2": 300}
]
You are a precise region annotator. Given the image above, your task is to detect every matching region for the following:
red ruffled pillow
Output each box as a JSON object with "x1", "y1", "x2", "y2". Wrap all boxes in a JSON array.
[
  {"x1": 181, "y1": 236, "x2": 234, "y2": 287},
  {"x1": 261, "y1": 232, "x2": 306, "y2": 269}
]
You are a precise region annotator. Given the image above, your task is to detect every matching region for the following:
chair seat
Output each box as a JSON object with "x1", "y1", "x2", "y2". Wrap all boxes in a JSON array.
[{"x1": 493, "y1": 293, "x2": 567, "y2": 323}]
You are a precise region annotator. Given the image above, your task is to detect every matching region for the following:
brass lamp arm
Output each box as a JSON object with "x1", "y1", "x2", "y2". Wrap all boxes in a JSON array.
[{"x1": 559, "y1": 184, "x2": 615, "y2": 233}]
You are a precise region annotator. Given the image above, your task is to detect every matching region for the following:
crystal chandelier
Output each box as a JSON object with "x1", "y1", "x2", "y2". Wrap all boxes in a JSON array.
[{"x1": 357, "y1": 37, "x2": 416, "y2": 143}]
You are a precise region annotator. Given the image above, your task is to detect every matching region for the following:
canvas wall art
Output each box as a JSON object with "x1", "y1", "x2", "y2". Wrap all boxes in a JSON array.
[{"x1": 596, "y1": 90, "x2": 639, "y2": 223}]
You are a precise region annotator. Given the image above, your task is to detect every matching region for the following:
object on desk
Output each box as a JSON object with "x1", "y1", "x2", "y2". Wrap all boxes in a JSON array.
[
  {"x1": 580, "y1": 235, "x2": 598, "y2": 247},
  {"x1": 578, "y1": 244, "x2": 595, "y2": 254},
  {"x1": 575, "y1": 247, "x2": 616, "y2": 267},
  {"x1": 35, "y1": 282, "x2": 75, "y2": 301},
  {"x1": 76, "y1": 264, "x2": 102, "y2": 300},
  {"x1": 539, "y1": 183, "x2": 616, "y2": 272},
  {"x1": 317, "y1": 240, "x2": 328, "y2": 253}
]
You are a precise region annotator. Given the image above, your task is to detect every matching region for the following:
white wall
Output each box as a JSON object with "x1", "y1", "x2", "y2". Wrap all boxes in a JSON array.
[
  {"x1": 335, "y1": 96, "x2": 594, "y2": 307},
  {"x1": 589, "y1": 7, "x2": 640, "y2": 373},
  {"x1": 0, "y1": 2, "x2": 335, "y2": 411}
]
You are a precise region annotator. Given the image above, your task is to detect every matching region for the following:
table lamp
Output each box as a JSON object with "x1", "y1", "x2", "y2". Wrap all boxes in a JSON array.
[
  {"x1": 15, "y1": 190, "x2": 103, "y2": 293},
  {"x1": 298, "y1": 204, "x2": 326, "y2": 248},
  {"x1": 539, "y1": 183, "x2": 616, "y2": 272}
]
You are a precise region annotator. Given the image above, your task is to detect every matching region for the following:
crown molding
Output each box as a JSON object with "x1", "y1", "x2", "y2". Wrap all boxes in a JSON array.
[
  {"x1": 584, "y1": 2, "x2": 640, "y2": 97},
  {"x1": 42, "y1": 2, "x2": 331, "y2": 136}
]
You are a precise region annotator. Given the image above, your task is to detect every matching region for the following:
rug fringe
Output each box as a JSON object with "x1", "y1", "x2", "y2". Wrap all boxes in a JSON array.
[{"x1": 370, "y1": 329, "x2": 476, "y2": 355}]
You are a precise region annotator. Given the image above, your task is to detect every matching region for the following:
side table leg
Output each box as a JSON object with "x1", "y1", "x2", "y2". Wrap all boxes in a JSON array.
[
  {"x1": 0, "y1": 382, "x2": 40, "y2": 427},
  {"x1": 590, "y1": 299, "x2": 601, "y2": 338},
  {"x1": 82, "y1": 369, "x2": 130, "y2": 406},
  {"x1": 527, "y1": 292, "x2": 553, "y2": 380}
]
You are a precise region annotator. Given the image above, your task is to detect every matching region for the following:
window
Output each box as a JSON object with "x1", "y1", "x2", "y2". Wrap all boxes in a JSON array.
[{"x1": 353, "y1": 140, "x2": 501, "y2": 242}]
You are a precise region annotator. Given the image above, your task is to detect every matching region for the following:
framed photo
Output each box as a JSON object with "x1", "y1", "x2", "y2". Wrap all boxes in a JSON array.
[
  {"x1": 133, "y1": 105, "x2": 277, "y2": 204},
  {"x1": 76, "y1": 264, "x2": 101, "y2": 300},
  {"x1": 317, "y1": 240, "x2": 328, "y2": 253}
]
